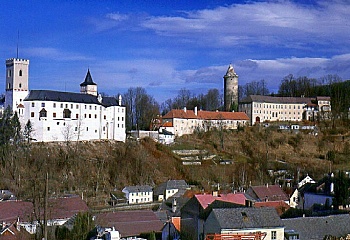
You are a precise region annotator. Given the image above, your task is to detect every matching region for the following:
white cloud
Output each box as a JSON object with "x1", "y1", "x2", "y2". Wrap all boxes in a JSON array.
[
  {"x1": 23, "y1": 47, "x2": 92, "y2": 61},
  {"x1": 106, "y1": 12, "x2": 129, "y2": 22},
  {"x1": 141, "y1": 1, "x2": 350, "y2": 48}
]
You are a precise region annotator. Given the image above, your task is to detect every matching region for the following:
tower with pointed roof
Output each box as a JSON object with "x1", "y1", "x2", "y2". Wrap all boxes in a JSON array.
[
  {"x1": 80, "y1": 69, "x2": 97, "y2": 96},
  {"x1": 5, "y1": 58, "x2": 29, "y2": 115},
  {"x1": 223, "y1": 64, "x2": 238, "y2": 112}
]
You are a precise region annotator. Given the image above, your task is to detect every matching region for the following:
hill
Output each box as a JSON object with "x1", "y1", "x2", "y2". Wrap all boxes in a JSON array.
[{"x1": 1, "y1": 122, "x2": 349, "y2": 207}]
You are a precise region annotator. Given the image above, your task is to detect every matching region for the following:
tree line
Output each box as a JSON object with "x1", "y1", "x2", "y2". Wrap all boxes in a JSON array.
[
  {"x1": 121, "y1": 73, "x2": 349, "y2": 131},
  {"x1": 1, "y1": 73, "x2": 348, "y2": 132}
]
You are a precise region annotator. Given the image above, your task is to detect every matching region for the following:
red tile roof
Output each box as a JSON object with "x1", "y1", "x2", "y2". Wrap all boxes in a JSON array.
[
  {"x1": 162, "y1": 121, "x2": 173, "y2": 127},
  {"x1": 0, "y1": 195, "x2": 88, "y2": 223},
  {"x1": 249, "y1": 185, "x2": 289, "y2": 202},
  {"x1": 163, "y1": 109, "x2": 249, "y2": 121},
  {"x1": 95, "y1": 210, "x2": 164, "y2": 237},
  {"x1": 254, "y1": 200, "x2": 290, "y2": 216},
  {"x1": 195, "y1": 193, "x2": 248, "y2": 209}
]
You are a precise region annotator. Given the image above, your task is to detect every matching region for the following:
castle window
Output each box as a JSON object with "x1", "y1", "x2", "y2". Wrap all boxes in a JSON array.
[
  {"x1": 31, "y1": 112, "x2": 34, "y2": 117},
  {"x1": 104, "y1": 115, "x2": 106, "y2": 120},
  {"x1": 76, "y1": 104, "x2": 79, "y2": 109},
  {"x1": 19, "y1": 70, "x2": 22, "y2": 76},
  {"x1": 89, "y1": 114, "x2": 91, "y2": 118},
  {"x1": 57, "y1": 122, "x2": 60, "y2": 125},
  {"x1": 95, "y1": 114, "x2": 97, "y2": 119},
  {"x1": 39, "y1": 108, "x2": 47, "y2": 118},
  {"x1": 76, "y1": 114, "x2": 79, "y2": 118},
  {"x1": 60, "y1": 104, "x2": 63, "y2": 108},
  {"x1": 53, "y1": 103, "x2": 56, "y2": 108},
  {"x1": 32, "y1": 102, "x2": 35, "y2": 107},
  {"x1": 53, "y1": 112, "x2": 56, "y2": 118},
  {"x1": 75, "y1": 127, "x2": 77, "y2": 131},
  {"x1": 41, "y1": 103, "x2": 45, "y2": 107},
  {"x1": 19, "y1": 83, "x2": 22, "y2": 88},
  {"x1": 71, "y1": 104, "x2": 73, "y2": 109},
  {"x1": 47, "y1": 127, "x2": 50, "y2": 131},
  {"x1": 63, "y1": 109, "x2": 71, "y2": 118},
  {"x1": 86, "y1": 127, "x2": 89, "y2": 131},
  {"x1": 89, "y1": 106, "x2": 92, "y2": 110}
]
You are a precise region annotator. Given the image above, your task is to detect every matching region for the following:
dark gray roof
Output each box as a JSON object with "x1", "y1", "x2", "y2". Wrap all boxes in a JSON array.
[
  {"x1": 283, "y1": 214, "x2": 350, "y2": 240},
  {"x1": 80, "y1": 69, "x2": 96, "y2": 86},
  {"x1": 154, "y1": 182, "x2": 167, "y2": 196},
  {"x1": 240, "y1": 95, "x2": 313, "y2": 104},
  {"x1": 166, "y1": 180, "x2": 189, "y2": 190},
  {"x1": 123, "y1": 185, "x2": 153, "y2": 193},
  {"x1": 211, "y1": 207, "x2": 283, "y2": 229},
  {"x1": 24, "y1": 90, "x2": 120, "y2": 107}
]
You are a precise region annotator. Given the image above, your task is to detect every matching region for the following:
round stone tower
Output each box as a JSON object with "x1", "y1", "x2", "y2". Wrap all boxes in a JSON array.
[{"x1": 223, "y1": 64, "x2": 238, "y2": 111}]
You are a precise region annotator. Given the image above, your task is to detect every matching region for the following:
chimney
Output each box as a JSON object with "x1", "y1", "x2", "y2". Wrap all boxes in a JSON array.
[
  {"x1": 194, "y1": 106, "x2": 198, "y2": 116},
  {"x1": 183, "y1": 107, "x2": 186, "y2": 113},
  {"x1": 212, "y1": 191, "x2": 218, "y2": 197},
  {"x1": 118, "y1": 95, "x2": 122, "y2": 106}
]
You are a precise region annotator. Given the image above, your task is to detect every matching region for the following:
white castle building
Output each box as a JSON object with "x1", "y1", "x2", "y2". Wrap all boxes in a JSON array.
[{"x1": 4, "y1": 58, "x2": 126, "y2": 142}]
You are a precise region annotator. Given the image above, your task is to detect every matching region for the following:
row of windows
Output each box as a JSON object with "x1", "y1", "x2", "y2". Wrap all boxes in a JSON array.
[
  {"x1": 131, "y1": 198, "x2": 151, "y2": 203},
  {"x1": 253, "y1": 103, "x2": 301, "y2": 110},
  {"x1": 130, "y1": 192, "x2": 151, "y2": 196},
  {"x1": 47, "y1": 126, "x2": 108, "y2": 132},
  {"x1": 32, "y1": 102, "x2": 125, "y2": 113},
  {"x1": 32, "y1": 109, "x2": 124, "y2": 122},
  {"x1": 254, "y1": 110, "x2": 302, "y2": 115},
  {"x1": 262, "y1": 116, "x2": 301, "y2": 120},
  {"x1": 7, "y1": 69, "x2": 23, "y2": 77}
]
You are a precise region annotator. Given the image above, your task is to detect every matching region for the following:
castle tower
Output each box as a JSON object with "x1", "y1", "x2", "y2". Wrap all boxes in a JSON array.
[
  {"x1": 223, "y1": 64, "x2": 238, "y2": 111},
  {"x1": 80, "y1": 69, "x2": 97, "y2": 96},
  {"x1": 5, "y1": 58, "x2": 29, "y2": 114}
]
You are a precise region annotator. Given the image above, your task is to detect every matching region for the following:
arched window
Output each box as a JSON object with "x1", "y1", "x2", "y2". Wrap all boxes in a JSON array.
[
  {"x1": 19, "y1": 70, "x2": 22, "y2": 76},
  {"x1": 63, "y1": 109, "x2": 71, "y2": 118},
  {"x1": 19, "y1": 83, "x2": 22, "y2": 88},
  {"x1": 39, "y1": 108, "x2": 47, "y2": 118}
]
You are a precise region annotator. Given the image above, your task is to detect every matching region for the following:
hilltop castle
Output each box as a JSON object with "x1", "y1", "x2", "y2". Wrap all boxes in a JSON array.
[{"x1": 4, "y1": 58, "x2": 126, "y2": 142}]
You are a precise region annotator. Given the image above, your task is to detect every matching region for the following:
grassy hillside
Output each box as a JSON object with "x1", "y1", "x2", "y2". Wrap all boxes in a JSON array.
[{"x1": 1, "y1": 122, "x2": 349, "y2": 207}]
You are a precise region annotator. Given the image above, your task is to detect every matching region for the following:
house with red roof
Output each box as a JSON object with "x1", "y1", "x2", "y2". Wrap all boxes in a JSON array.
[
  {"x1": 0, "y1": 195, "x2": 88, "y2": 235},
  {"x1": 181, "y1": 192, "x2": 252, "y2": 240},
  {"x1": 245, "y1": 184, "x2": 289, "y2": 204},
  {"x1": 161, "y1": 107, "x2": 249, "y2": 136}
]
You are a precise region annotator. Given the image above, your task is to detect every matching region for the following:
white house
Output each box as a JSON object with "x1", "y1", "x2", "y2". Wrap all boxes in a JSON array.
[
  {"x1": 4, "y1": 58, "x2": 126, "y2": 142},
  {"x1": 122, "y1": 185, "x2": 153, "y2": 204},
  {"x1": 161, "y1": 107, "x2": 249, "y2": 137}
]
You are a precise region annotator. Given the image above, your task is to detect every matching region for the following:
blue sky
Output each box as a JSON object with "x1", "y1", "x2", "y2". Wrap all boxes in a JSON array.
[{"x1": 1, "y1": 0, "x2": 350, "y2": 103}]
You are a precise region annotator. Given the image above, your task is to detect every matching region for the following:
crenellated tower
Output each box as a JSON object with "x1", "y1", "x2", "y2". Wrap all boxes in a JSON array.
[
  {"x1": 223, "y1": 64, "x2": 238, "y2": 111},
  {"x1": 5, "y1": 58, "x2": 29, "y2": 115}
]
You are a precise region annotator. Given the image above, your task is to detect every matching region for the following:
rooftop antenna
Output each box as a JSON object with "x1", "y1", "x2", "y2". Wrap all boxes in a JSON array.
[{"x1": 16, "y1": 30, "x2": 19, "y2": 59}]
